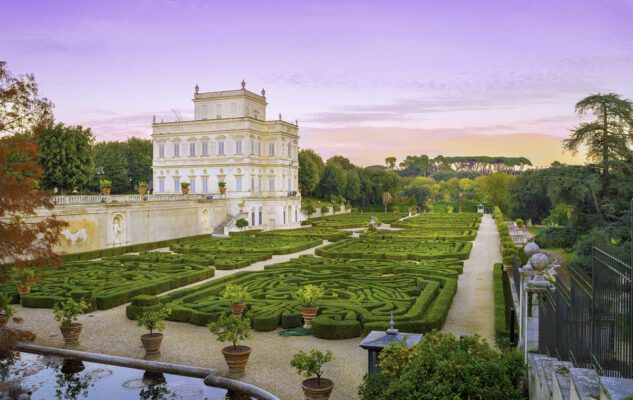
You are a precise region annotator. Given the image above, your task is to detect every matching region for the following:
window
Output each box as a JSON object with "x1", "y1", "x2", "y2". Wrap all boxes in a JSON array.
[
  {"x1": 202, "y1": 142, "x2": 208, "y2": 156},
  {"x1": 174, "y1": 144, "x2": 180, "y2": 157},
  {"x1": 257, "y1": 141, "x2": 262, "y2": 156},
  {"x1": 158, "y1": 178, "x2": 165, "y2": 193},
  {"x1": 158, "y1": 144, "x2": 165, "y2": 158},
  {"x1": 235, "y1": 139, "x2": 242, "y2": 154},
  {"x1": 189, "y1": 142, "x2": 196, "y2": 156},
  {"x1": 202, "y1": 176, "x2": 208, "y2": 192},
  {"x1": 251, "y1": 177, "x2": 255, "y2": 191},
  {"x1": 235, "y1": 176, "x2": 242, "y2": 191},
  {"x1": 201, "y1": 104, "x2": 208, "y2": 118},
  {"x1": 288, "y1": 144, "x2": 292, "y2": 158},
  {"x1": 190, "y1": 179, "x2": 196, "y2": 193},
  {"x1": 250, "y1": 138, "x2": 255, "y2": 155},
  {"x1": 269, "y1": 177, "x2": 275, "y2": 192},
  {"x1": 215, "y1": 104, "x2": 222, "y2": 119},
  {"x1": 174, "y1": 178, "x2": 180, "y2": 193},
  {"x1": 269, "y1": 143, "x2": 275, "y2": 156},
  {"x1": 218, "y1": 141, "x2": 225, "y2": 155},
  {"x1": 288, "y1": 177, "x2": 292, "y2": 191},
  {"x1": 258, "y1": 177, "x2": 262, "y2": 192}
]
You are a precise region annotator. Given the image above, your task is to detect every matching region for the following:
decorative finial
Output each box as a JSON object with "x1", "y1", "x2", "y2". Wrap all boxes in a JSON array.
[
  {"x1": 194, "y1": 84, "x2": 199, "y2": 94},
  {"x1": 152, "y1": 114, "x2": 156, "y2": 124},
  {"x1": 279, "y1": 113, "x2": 282, "y2": 120},
  {"x1": 387, "y1": 312, "x2": 398, "y2": 335},
  {"x1": 295, "y1": 119, "x2": 299, "y2": 126},
  {"x1": 241, "y1": 79, "x2": 246, "y2": 89},
  {"x1": 261, "y1": 88, "x2": 266, "y2": 97}
]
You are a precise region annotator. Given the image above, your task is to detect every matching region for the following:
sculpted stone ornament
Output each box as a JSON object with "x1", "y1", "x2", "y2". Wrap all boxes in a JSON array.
[
  {"x1": 528, "y1": 252, "x2": 551, "y2": 289},
  {"x1": 524, "y1": 242, "x2": 540, "y2": 257}
]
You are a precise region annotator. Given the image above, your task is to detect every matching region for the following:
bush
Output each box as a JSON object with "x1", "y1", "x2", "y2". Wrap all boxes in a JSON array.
[
  {"x1": 290, "y1": 349, "x2": 334, "y2": 386},
  {"x1": 208, "y1": 314, "x2": 251, "y2": 350},
  {"x1": 137, "y1": 304, "x2": 173, "y2": 334},
  {"x1": 53, "y1": 298, "x2": 89, "y2": 327},
  {"x1": 358, "y1": 331, "x2": 526, "y2": 400},
  {"x1": 281, "y1": 311, "x2": 303, "y2": 329},
  {"x1": 534, "y1": 227, "x2": 577, "y2": 249},
  {"x1": 236, "y1": 218, "x2": 249, "y2": 230},
  {"x1": 320, "y1": 205, "x2": 329, "y2": 214},
  {"x1": 493, "y1": 263, "x2": 509, "y2": 339},
  {"x1": 312, "y1": 315, "x2": 361, "y2": 339}
]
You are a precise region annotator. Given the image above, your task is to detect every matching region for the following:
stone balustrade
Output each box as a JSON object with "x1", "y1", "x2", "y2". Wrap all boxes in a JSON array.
[{"x1": 52, "y1": 193, "x2": 214, "y2": 205}]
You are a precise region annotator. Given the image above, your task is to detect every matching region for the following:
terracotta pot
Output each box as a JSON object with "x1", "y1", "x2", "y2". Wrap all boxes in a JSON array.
[
  {"x1": 181, "y1": 187, "x2": 190, "y2": 195},
  {"x1": 0, "y1": 314, "x2": 9, "y2": 328},
  {"x1": 219, "y1": 187, "x2": 227, "y2": 195},
  {"x1": 101, "y1": 187, "x2": 112, "y2": 196},
  {"x1": 301, "y1": 306, "x2": 319, "y2": 330},
  {"x1": 60, "y1": 322, "x2": 83, "y2": 345},
  {"x1": 138, "y1": 186, "x2": 148, "y2": 195},
  {"x1": 301, "y1": 377, "x2": 334, "y2": 400},
  {"x1": 17, "y1": 286, "x2": 31, "y2": 296},
  {"x1": 141, "y1": 332, "x2": 164, "y2": 354},
  {"x1": 221, "y1": 345, "x2": 251, "y2": 376},
  {"x1": 231, "y1": 302, "x2": 245, "y2": 316}
]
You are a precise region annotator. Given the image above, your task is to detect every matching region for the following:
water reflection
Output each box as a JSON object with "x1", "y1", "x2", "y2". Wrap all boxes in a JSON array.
[{"x1": 55, "y1": 359, "x2": 91, "y2": 400}]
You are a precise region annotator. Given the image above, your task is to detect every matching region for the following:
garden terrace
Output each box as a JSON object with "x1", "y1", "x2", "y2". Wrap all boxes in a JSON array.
[
  {"x1": 150, "y1": 256, "x2": 460, "y2": 339},
  {"x1": 306, "y1": 212, "x2": 408, "y2": 229},
  {"x1": 169, "y1": 236, "x2": 323, "y2": 256},
  {"x1": 256, "y1": 227, "x2": 352, "y2": 242},
  {"x1": 360, "y1": 229, "x2": 477, "y2": 241},
  {"x1": 315, "y1": 238, "x2": 473, "y2": 261},
  {"x1": 3, "y1": 252, "x2": 216, "y2": 310}
]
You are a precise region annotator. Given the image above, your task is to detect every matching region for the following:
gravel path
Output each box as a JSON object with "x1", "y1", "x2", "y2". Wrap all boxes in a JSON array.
[
  {"x1": 10, "y1": 240, "x2": 368, "y2": 400},
  {"x1": 441, "y1": 214, "x2": 501, "y2": 344}
]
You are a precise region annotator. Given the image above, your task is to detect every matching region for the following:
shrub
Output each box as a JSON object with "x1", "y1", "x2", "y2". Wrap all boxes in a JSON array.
[
  {"x1": 321, "y1": 205, "x2": 329, "y2": 214},
  {"x1": 290, "y1": 349, "x2": 334, "y2": 386},
  {"x1": 515, "y1": 218, "x2": 524, "y2": 226},
  {"x1": 281, "y1": 311, "x2": 303, "y2": 329},
  {"x1": 493, "y1": 263, "x2": 509, "y2": 339},
  {"x1": 297, "y1": 284, "x2": 324, "y2": 307},
  {"x1": 208, "y1": 314, "x2": 251, "y2": 350},
  {"x1": 53, "y1": 298, "x2": 89, "y2": 327},
  {"x1": 99, "y1": 179, "x2": 112, "y2": 188},
  {"x1": 358, "y1": 331, "x2": 525, "y2": 400},
  {"x1": 137, "y1": 304, "x2": 173, "y2": 335},
  {"x1": 223, "y1": 284, "x2": 249, "y2": 304},
  {"x1": 236, "y1": 218, "x2": 249, "y2": 230},
  {"x1": 534, "y1": 227, "x2": 577, "y2": 249},
  {"x1": 0, "y1": 293, "x2": 15, "y2": 318},
  {"x1": 302, "y1": 203, "x2": 316, "y2": 217}
]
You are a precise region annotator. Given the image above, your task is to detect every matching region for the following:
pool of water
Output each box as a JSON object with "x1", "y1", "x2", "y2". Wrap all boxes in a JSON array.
[{"x1": 0, "y1": 352, "x2": 242, "y2": 400}]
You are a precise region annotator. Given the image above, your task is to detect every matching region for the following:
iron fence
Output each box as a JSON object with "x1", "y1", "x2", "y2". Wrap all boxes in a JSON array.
[{"x1": 538, "y1": 241, "x2": 632, "y2": 378}]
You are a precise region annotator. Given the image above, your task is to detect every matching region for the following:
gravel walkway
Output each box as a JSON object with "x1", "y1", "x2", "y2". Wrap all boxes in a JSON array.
[
  {"x1": 10, "y1": 240, "x2": 368, "y2": 400},
  {"x1": 441, "y1": 214, "x2": 501, "y2": 344}
]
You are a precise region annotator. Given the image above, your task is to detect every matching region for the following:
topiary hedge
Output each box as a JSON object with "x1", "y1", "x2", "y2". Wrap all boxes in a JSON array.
[
  {"x1": 493, "y1": 207, "x2": 518, "y2": 264},
  {"x1": 170, "y1": 236, "x2": 322, "y2": 256},
  {"x1": 315, "y1": 238, "x2": 472, "y2": 261},
  {"x1": 256, "y1": 227, "x2": 352, "y2": 242}
]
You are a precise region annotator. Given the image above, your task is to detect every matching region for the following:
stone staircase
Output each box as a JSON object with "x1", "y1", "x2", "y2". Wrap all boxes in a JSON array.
[
  {"x1": 212, "y1": 214, "x2": 246, "y2": 237},
  {"x1": 528, "y1": 353, "x2": 633, "y2": 400}
]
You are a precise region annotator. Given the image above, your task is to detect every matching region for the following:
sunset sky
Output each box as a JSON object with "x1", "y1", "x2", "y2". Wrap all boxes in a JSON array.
[{"x1": 3, "y1": 0, "x2": 633, "y2": 167}]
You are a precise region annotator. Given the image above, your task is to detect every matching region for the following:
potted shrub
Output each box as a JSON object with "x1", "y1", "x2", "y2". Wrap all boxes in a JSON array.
[
  {"x1": 291, "y1": 349, "x2": 335, "y2": 400},
  {"x1": 137, "y1": 304, "x2": 172, "y2": 355},
  {"x1": 180, "y1": 181, "x2": 190, "y2": 195},
  {"x1": 297, "y1": 285, "x2": 324, "y2": 330},
  {"x1": 515, "y1": 218, "x2": 524, "y2": 229},
  {"x1": 100, "y1": 179, "x2": 112, "y2": 195},
  {"x1": 0, "y1": 293, "x2": 15, "y2": 328},
  {"x1": 218, "y1": 181, "x2": 227, "y2": 194},
  {"x1": 320, "y1": 205, "x2": 329, "y2": 215},
  {"x1": 53, "y1": 298, "x2": 89, "y2": 345},
  {"x1": 208, "y1": 314, "x2": 252, "y2": 377},
  {"x1": 236, "y1": 218, "x2": 249, "y2": 231},
  {"x1": 11, "y1": 267, "x2": 38, "y2": 297},
  {"x1": 223, "y1": 284, "x2": 249, "y2": 316},
  {"x1": 137, "y1": 181, "x2": 148, "y2": 195}
]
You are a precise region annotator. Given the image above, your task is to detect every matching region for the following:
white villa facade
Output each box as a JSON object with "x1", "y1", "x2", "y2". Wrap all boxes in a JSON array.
[{"x1": 151, "y1": 81, "x2": 302, "y2": 230}]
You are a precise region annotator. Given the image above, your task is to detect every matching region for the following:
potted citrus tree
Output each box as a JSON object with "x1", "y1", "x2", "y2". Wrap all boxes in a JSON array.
[
  {"x1": 100, "y1": 179, "x2": 112, "y2": 195},
  {"x1": 291, "y1": 349, "x2": 335, "y2": 400},
  {"x1": 137, "y1": 304, "x2": 172, "y2": 355},
  {"x1": 11, "y1": 267, "x2": 38, "y2": 297},
  {"x1": 0, "y1": 293, "x2": 15, "y2": 328},
  {"x1": 515, "y1": 218, "x2": 524, "y2": 229},
  {"x1": 236, "y1": 218, "x2": 249, "y2": 231},
  {"x1": 218, "y1": 181, "x2": 227, "y2": 194},
  {"x1": 297, "y1": 285, "x2": 324, "y2": 330},
  {"x1": 180, "y1": 181, "x2": 190, "y2": 195},
  {"x1": 53, "y1": 298, "x2": 89, "y2": 345},
  {"x1": 223, "y1": 284, "x2": 249, "y2": 316},
  {"x1": 208, "y1": 314, "x2": 252, "y2": 377},
  {"x1": 137, "y1": 181, "x2": 148, "y2": 195}
]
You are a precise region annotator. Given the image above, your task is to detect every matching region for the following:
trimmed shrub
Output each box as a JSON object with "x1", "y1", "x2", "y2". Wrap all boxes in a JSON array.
[
  {"x1": 281, "y1": 311, "x2": 303, "y2": 329},
  {"x1": 312, "y1": 315, "x2": 361, "y2": 339}
]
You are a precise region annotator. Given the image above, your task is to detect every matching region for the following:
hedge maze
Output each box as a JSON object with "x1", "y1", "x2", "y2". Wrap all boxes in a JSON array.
[
  {"x1": 152, "y1": 256, "x2": 460, "y2": 339},
  {"x1": 170, "y1": 236, "x2": 323, "y2": 256},
  {"x1": 360, "y1": 229, "x2": 477, "y2": 241},
  {"x1": 14, "y1": 252, "x2": 215, "y2": 310},
  {"x1": 307, "y1": 212, "x2": 408, "y2": 229},
  {"x1": 315, "y1": 238, "x2": 473, "y2": 261},
  {"x1": 256, "y1": 227, "x2": 352, "y2": 242}
]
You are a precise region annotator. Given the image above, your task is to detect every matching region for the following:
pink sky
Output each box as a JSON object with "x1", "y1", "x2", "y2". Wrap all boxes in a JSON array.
[{"x1": 3, "y1": 0, "x2": 633, "y2": 166}]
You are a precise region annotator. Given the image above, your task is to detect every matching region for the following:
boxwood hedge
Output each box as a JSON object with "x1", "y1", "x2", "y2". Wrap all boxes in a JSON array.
[{"x1": 315, "y1": 238, "x2": 472, "y2": 261}]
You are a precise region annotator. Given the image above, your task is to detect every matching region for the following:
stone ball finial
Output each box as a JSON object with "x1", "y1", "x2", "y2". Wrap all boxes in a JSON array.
[
  {"x1": 530, "y1": 253, "x2": 549, "y2": 272},
  {"x1": 524, "y1": 242, "x2": 540, "y2": 257},
  {"x1": 279, "y1": 113, "x2": 282, "y2": 120},
  {"x1": 261, "y1": 88, "x2": 266, "y2": 97},
  {"x1": 241, "y1": 79, "x2": 246, "y2": 89},
  {"x1": 194, "y1": 84, "x2": 199, "y2": 94}
]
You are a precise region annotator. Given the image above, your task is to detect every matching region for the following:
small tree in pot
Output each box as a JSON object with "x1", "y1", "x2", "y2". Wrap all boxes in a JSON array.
[
  {"x1": 218, "y1": 181, "x2": 227, "y2": 194},
  {"x1": 137, "y1": 181, "x2": 148, "y2": 195},
  {"x1": 53, "y1": 298, "x2": 89, "y2": 345},
  {"x1": 208, "y1": 314, "x2": 252, "y2": 378},
  {"x1": 11, "y1": 267, "x2": 39, "y2": 297},
  {"x1": 180, "y1": 181, "x2": 190, "y2": 195},
  {"x1": 297, "y1": 285, "x2": 324, "y2": 330},
  {"x1": 0, "y1": 293, "x2": 15, "y2": 328},
  {"x1": 100, "y1": 179, "x2": 112, "y2": 195},
  {"x1": 223, "y1": 284, "x2": 249, "y2": 316},
  {"x1": 291, "y1": 349, "x2": 335, "y2": 400},
  {"x1": 137, "y1": 304, "x2": 172, "y2": 355},
  {"x1": 235, "y1": 218, "x2": 249, "y2": 231}
]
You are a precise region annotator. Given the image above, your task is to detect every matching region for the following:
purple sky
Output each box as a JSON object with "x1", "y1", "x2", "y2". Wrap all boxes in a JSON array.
[{"x1": 3, "y1": 0, "x2": 633, "y2": 166}]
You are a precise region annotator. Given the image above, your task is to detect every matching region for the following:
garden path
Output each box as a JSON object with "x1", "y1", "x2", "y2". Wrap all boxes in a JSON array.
[{"x1": 441, "y1": 214, "x2": 500, "y2": 344}]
